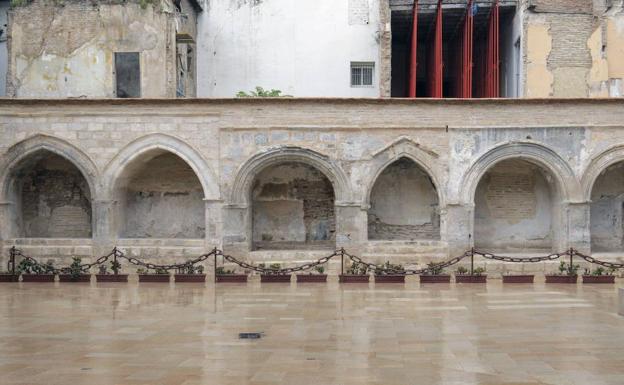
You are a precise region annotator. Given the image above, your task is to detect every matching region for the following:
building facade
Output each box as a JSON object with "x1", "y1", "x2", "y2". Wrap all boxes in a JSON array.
[{"x1": 2, "y1": 98, "x2": 624, "y2": 273}]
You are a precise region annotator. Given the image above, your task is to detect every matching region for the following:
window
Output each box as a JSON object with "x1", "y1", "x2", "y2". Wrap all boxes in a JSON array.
[
  {"x1": 114, "y1": 52, "x2": 140, "y2": 98},
  {"x1": 350, "y1": 62, "x2": 374, "y2": 87}
]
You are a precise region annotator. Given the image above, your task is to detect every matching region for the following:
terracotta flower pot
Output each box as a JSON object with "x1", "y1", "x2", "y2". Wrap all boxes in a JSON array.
[
  {"x1": 138, "y1": 274, "x2": 171, "y2": 283},
  {"x1": 502, "y1": 275, "x2": 534, "y2": 284},
  {"x1": 582, "y1": 275, "x2": 615, "y2": 284},
  {"x1": 455, "y1": 275, "x2": 487, "y2": 283},
  {"x1": 260, "y1": 274, "x2": 291, "y2": 283},
  {"x1": 96, "y1": 274, "x2": 128, "y2": 282},
  {"x1": 374, "y1": 275, "x2": 405, "y2": 283},
  {"x1": 545, "y1": 275, "x2": 577, "y2": 284},
  {"x1": 216, "y1": 274, "x2": 248, "y2": 283},
  {"x1": 0, "y1": 274, "x2": 17, "y2": 282},
  {"x1": 21, "y1": 274, "x2": 55, "y2": 282},
  {"x1": 296, "y1": 274, "x2": 327, "y2": 283},
  {"x1": 419, "y1": 275, "x2": 451, "y2": 283},
  {"x1": 174, "y1": 274, "x2": 206, "y2": 283},
  {"x1": 58, "y1": 274, "x2": 91, "y2": 282},
  {"x1": 339, "y1": 275, "x2": 369, "y2": 283}
]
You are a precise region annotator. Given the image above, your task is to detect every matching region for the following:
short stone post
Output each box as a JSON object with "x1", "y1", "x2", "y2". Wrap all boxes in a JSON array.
[{"x1": 619, "y1": 288, "x2": 624, "y2": 316}]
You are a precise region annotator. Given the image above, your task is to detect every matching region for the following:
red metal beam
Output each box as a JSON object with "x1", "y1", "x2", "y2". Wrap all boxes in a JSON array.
[
  {"x1": 427, "y1": 0, "x2": 443, "y2": 98},
  {"x1": 408, "y1": 0, "x2": 418, "y2": 98},
  {"x1": 485, "y1": 0, "x2": 500, "y2": 97},
  {"x1": 461, "y1": 0, "x2": 474, "y2": 98}
]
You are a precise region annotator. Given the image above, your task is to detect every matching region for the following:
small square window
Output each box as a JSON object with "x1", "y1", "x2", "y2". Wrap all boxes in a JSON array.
[{"x1": 350, "y1": 62, "x2": 374, "y2": 87}]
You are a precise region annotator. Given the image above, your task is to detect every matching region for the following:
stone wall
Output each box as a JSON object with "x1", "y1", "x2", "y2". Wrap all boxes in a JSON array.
[
  {"x1": 6, "y1": 0, "x2": 183, "y2": 98},
  {"x1": 368, "y1": 157, "x2": 439, "y2": 240},
  {"x1": 0, "y1": 98, "x2": 623, "y2": 270},
  {"x1": 590, "y1": 162, "x2": 624, "y2": 251}
]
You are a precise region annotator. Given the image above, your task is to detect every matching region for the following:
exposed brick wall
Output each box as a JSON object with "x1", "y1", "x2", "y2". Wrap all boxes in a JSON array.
[
  {"x1": 19, "y1": 153, "x2": 91, "y2": 238},
  {"x1": 546, "y1": 13, "x2": 594, "y2": 69},
  {"x1": 531, "y1": 0, "x2": 593, "y2": 14},
  {"x1": 252, "y1": 162, "x2": 335, "y2": 249}
]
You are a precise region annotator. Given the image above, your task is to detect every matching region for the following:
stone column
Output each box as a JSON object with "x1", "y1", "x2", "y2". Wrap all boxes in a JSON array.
[
  {"x1": 335, "y1": 203, "x2": 367, "y2": 256},
  {"x1": 0, "y1": 201, "x2": 15, "y2": 242},
  {"x1": 565, "y1": 201, "x2": 591, "y2": 254},
  {"x1": 221, "y1": 204, "x2": 250, "y2": 257},
  {"x1": 93, "y1": 199, "x2": 116, "y2": 256},
  {"x1": 204, "y1": 199, "x2": 223, "y2": 250},
  {"x1": 443, "y1": 203, "x2": 473, "y2": 257}
]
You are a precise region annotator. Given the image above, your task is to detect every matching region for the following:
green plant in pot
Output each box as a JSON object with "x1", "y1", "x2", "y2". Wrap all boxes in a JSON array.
[
  {"x1": 216, "y1": 266, "x2": 235, "y2": 275},
  {"x1": 374, "y1": 261, "x2": 404, "y2": 276},
  {"x1": 558, "y1": 261, "x2": 580, "y2": 276},
  {"x1": 455, "y1": 266, "x2": 469, "y2": 275},
  {"x1": 424, "y1": 262, "x2": 445, "y2": 275},
  {"x1": 314, "y1": 265, "x2": 325, "y2": 275},
  {"x1": 346, "y1": 261, "x2": 368, "y2": 276},
  {"x1": 69, "y1": 257, "x2": 84, "y2": 281},
  {"x1": 472, "y1": 267, "x2": 486, "y2": 276}
]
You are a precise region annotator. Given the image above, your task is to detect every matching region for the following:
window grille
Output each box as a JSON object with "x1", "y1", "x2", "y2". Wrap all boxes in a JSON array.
[{"x1": 350, "y1": 62, "x2": 374, "y2": 87}]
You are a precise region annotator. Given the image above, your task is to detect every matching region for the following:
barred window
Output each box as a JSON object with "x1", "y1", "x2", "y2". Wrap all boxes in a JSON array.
[{"x1": 350, "y1": 62, "x2": 374, "y2": 87}]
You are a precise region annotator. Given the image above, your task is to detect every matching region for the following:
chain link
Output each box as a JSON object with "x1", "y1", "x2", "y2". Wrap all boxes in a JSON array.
[
  {"x1": 219, "y1": 249, "x2": 340, "y2": 274},
  {"x1": 474, "y1": 250, "x2": 565, "y2": 263},
  {"x1": 571, "y1": 249, "x2": 624, "y2": 270},
  {"x1": 345, "y1": 250, "x2": 472, "y2": 276},
  {"x1": 115, "y1": 248, "x2": 217, "y2": 272}
]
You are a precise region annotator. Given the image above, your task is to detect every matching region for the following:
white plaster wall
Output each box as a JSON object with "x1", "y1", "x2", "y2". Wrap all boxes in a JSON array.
[
  {"x1": 198, "y1": 0, "x2": 381, "y2": 97},
  {"x1": 0, "y1": 1, "x2": 8, "y2": 96}
]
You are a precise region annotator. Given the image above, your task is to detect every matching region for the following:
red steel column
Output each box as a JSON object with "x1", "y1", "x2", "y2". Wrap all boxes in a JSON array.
[
  {"x1": 427, "y1": 0, "x2": 443, "y2": 98},
  {"x1": 408, "y1": 0, "x2": 418, "y2": 98},
  {"x1": 485, "y1": 0, "x2": 500, "y2": 97},
  {"x1": 461, "y1": 0, "x2": 474, "y2": 98}
]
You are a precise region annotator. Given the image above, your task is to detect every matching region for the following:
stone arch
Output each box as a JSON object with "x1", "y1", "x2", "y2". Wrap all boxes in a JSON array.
[
  {"x1": 0, "y1": 135, "x2": 99, "y2": 238},
  {"x1": 0, "y1": 134, "x2": 99, "y2": 200},
  {"x1": 582, "y1": 145, "x2": 624, "y2": 252},
  {"x1": 102, "y1": 133, "x2": 219, "y2": 200},
  {"x1": 459, "y1": 141, "x2": 580, "y2": 205},
  {"x1": 461, "y1": 142, "x2": 580, "y2": 252},
  {"x1": 229, "y1": 146, "x2": 351, "y2": 206},
  {"x1": 581, "y1": 144, "x2": 624, "y2": 202},
  {"x1": 364, "y1": 136, "x2": 444, "y2": 207}
]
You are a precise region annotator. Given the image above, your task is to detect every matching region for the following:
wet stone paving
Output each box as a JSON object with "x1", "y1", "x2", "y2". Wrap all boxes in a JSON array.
[{"x1": 0, "y1": 278, "x2": 623, "y2": 385}]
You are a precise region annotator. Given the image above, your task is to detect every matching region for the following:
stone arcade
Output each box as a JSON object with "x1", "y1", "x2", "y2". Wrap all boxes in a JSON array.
[{"x1": 2, "y1": 98, "x2": 624, "y2": 273}]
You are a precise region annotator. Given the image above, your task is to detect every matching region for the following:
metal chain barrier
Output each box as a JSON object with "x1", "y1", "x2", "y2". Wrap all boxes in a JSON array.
[
  {"x1": 572, "y1": 249, "x2": 624, "y2": 270},
  {"x1": 7, "y1": 246, "x2": 624, "y2": 277},
  {"x1": 345, "y1": 249, "x2": 472, "y2": 275},
  {"x1": 474, "y1": 249, "x2": 565, "y2": 263},
  {"x1": 115, "y1": 248, "x2": 218, "y2": 272},
  {"x1": 219, "y1": 249, "x2": 340, "y2": 274}
]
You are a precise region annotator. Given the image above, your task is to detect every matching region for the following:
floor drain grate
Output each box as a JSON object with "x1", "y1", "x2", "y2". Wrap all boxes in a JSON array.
[{"x1": 239, "y1": 332, "x2": 263, "y2": 339}]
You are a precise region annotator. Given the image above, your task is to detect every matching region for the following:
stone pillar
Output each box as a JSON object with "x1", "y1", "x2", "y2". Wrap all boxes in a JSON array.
[
  {"x1": 204, "y1": 199, "x2": 223, "y2": 250},
  {"x1": 93, "y1": 199, "x2": 116, "y2": 256},
  {"x1": 443, "y1": 203, "x2": 473, "y2": 257},
  {"x1": 221, "y1": 204, "x2": 249, "y2": 256},
  {"x1": 565, "y1": 201, "x2": 591, "y2": 254},
  {"x1": 0, "y1": 201, "x2": 15, "y2": 242},
  {"x1": 335, "y1": 203, "x2": 367, "y2": 256}
]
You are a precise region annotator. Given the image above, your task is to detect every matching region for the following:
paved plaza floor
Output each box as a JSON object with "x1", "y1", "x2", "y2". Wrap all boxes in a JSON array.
[{"x1": 1, "y1": 279, "x2": 623, "y2": 385}]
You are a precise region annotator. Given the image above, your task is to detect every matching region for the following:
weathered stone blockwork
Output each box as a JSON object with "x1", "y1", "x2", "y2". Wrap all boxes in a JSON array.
[{"x1": 2, "y1": 98, "x2": 624, "y2": 272}]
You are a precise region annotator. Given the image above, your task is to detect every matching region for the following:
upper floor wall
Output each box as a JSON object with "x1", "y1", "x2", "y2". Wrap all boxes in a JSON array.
[
  {"x1": 4, "y1": 0, "x2": 200, "y2": 98},
  {"x1": 197, "y1": 0, "x2": 383, "y2": 97}
]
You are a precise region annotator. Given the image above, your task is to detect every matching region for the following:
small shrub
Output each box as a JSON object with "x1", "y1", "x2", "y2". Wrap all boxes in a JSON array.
[
  {"x1": 236, "y1": 86, "x2": 291, "y2": 98},
  {"x1": 455, "y1": 266, "x2": 469, "y2": 275}
]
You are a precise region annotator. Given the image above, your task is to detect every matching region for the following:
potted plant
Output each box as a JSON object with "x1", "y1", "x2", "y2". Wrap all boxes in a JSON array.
[
  {"x1": 137, "y1": 267, "x2": 171, "y2": 283},
  {"x1": 19, "y1": 258, "x2": 56, "y2": 282},
  {"x1": 59, "y1": 257, "x2": 91, "y2": 282},
  {"x1": 582, "y1": 266, "x2": 616, "y2": 284},
  {"x1": 545, "y1": 261, "x2": 579, "y2": 283},
  {"x1": 502, "y1": 268, "x2": 535, "y2": 284},
  {"x1": 455, "y1": 266, "x2": 487, "y2": 283},
  {"x1": 96, "y1": 260, "x2": 128, "y2": 282},
  {"x1": 216, "y1": 266, "x2": 248, "y2": 283},
  {"x1": 260, "y1": 263, "x2": 291, "y2": 283},
  {"x1": 420, "y1": 262, "x2": 451, "y2": 283},
  {"x1": 374, "y1": 261, "x2": 405, "y2": 283},
  {"x1": 296, "y1": 265, "x2": 328, "y2": 283},
  {"x1": 339, "y1": 261, "x2": 369, "y2": 283},
  {"x1": 174, "y1": 263, "x2": 206, "y2": 283}
]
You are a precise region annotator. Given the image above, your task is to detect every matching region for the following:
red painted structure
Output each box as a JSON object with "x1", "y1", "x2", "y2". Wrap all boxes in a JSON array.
[
  {"x1": 426, "y1": 0, "x2": 443, "y2": 98},
  {"x1": 484, "y1": 0, "x2": 500, "y2": 97},
  {"x1": 408, "y1": 0, "x2": 418, "y2": 98},
  {"x1": 459, "y1": 0, "x2": 474, "y2": 98}
]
